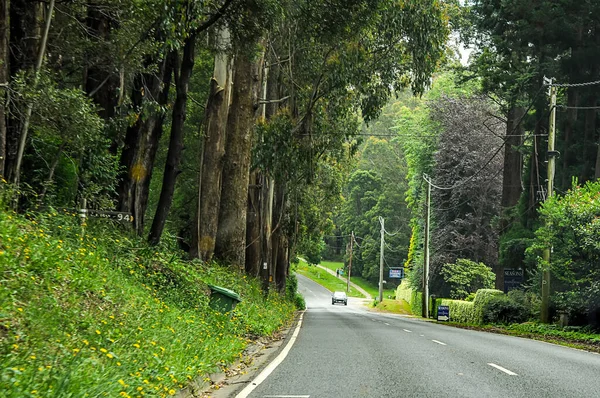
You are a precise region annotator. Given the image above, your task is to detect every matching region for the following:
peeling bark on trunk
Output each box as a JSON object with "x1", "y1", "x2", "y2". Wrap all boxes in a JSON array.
[
  {"x1": 275, "y1": 233, "x2": 288, "y2": 292},
  {"x1": 191, "y1": 27, "x2": 231, "y2": 261},
  {"x1": 215, "y1": 47, "x2": 263, "y2": 269},
  {"x1": 0, "y1": 0, "x2": 8, "y2": 178},
  {"x1": 148, "y1": 35, "x2": 195, "y2": 245},
  {"x1": 245, "y1": 171, "x2": 261, "y2": 275},
  {"x1": 118, "y1": 54, "x2": 173, "y2": 235}
]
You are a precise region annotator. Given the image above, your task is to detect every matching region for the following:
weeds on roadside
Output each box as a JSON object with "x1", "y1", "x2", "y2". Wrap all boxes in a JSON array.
[{"x1": 0, "y1": 208, "x2": 296, "y2": 397}]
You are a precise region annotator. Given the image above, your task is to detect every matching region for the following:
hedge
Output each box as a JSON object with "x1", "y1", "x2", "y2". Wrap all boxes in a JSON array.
[
  {"x1": 440, "y1": 299, "x2": 475, "y2": 323},
  {"x1": 396, "y1": 282, "x2": 422, "y2": 316}
]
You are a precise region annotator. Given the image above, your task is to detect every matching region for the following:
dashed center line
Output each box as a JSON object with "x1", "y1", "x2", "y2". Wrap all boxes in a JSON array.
[
  {"x1": 384, "y1": 323, "x2": 390, "y2": 326},
  {"x1": 432, "y1": 340, "x2": 447, "y2": 346},
  {"x1": 488, "y1": 363, "x2": 518, "y2": 376},
  {"x1": 403, "y1": 329, "x2": 412, "y2": 333}
]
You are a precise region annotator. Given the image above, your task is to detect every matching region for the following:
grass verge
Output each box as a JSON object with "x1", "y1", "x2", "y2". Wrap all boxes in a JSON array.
[
  {"x1": 0, "y1": 208, "x2": 296, "y2": 397},
  {"x1": 295, "y1": 259, "x2": 364, "y2": 298}
]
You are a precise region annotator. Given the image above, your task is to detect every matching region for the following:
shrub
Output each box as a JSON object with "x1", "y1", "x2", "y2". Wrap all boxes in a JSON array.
[
  {"x1": 473, "y1": 289, "x2": 504, "y2": 323},
  {"x1": 440, "y1": 299, "x2": 475, "y2": 323},
  {"x1": 482, "y1": 294, "x2": 530, "y2": 324},
  {"x1": 294, "y1": 293, "x2": 306, "y2": 310},
  {"x1": 440, "y1": 258, "x2": 495, "y2": 300}
]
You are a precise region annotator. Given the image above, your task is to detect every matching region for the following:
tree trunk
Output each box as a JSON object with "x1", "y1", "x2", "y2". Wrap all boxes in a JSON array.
[
  {"x1": 215, "y1": 47, "x2": 263, "y2": 269},
  {"x1": 271, "y1": 180, "x2": 285, "y2": 289},
  {"x1": 0, "y1": 0, "x2": 8, "y2": 178},
  {"x1": 245, "y1": 171, "x2": 262, "y2": 275},
  {"x1": 500, "y1": 105, "x2": 524, "y2": 211},
  {"x1": 12, "y1": 0, "x2": 53, "y2": 185},
  {"x1": 5, "y1": 0, "x2": 40, "y2": 181},
  {"x1": 561, "y1": 89, "x2": 578, "y2": 189},
  {"x1": 193, "y1": 28, "x2": 232, "y2": 260},
  {"x1": 118, "y1": 54, "x2": 173, "y2": 235},
  {"x1": 275, "y1": 233, "x2": 288, "y2": 292},
  {"x1": 85, "y1": 1, "x2": 118, "y2": 139},
  {"x1": 148, "y1": 35, "x2": 195, "y2": 245},
  {"x1": 581, "y1": 98, "x2": 597, "y2": 183}
]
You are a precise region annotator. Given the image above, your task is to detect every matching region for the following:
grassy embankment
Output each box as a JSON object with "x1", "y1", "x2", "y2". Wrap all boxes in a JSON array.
[{"x1": 0, "y1": 208, "x2": 297, "y2": 397}]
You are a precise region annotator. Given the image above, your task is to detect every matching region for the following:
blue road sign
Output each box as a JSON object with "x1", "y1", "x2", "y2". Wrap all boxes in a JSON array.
[
  {"x1": 389, "y1": 268, "x2": 404, "y2": 279},
  {"x1": 437, "y1": 305, "x2": 450, "y2": 322}
]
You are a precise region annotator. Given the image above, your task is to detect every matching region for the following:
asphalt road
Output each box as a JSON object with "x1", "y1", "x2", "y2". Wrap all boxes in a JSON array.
[{"x1": 239, "y1": 274, "x2": 600, "y2": 398}]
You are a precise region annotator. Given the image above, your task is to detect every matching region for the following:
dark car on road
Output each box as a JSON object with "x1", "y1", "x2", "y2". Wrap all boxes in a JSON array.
[{"x1": 332, "y1": 291, "x2": 348, "y2": 305}]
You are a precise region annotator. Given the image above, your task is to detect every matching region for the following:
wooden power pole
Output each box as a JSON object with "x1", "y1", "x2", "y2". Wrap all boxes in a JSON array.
[
  {"x1": 347, "y1": 231, "x2": 353, "y2": 293},
  {"x1": 541, "y1": 78, "x2": 557, "y2": 323},
  {"x1": 422, "y1": 175, "x2": 431, "y2": 318}
]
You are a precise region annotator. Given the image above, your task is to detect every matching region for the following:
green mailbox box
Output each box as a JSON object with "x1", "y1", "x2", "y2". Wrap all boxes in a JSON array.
[{"x1": 208, "y1": 285, "x2": 241, "y2": 313}]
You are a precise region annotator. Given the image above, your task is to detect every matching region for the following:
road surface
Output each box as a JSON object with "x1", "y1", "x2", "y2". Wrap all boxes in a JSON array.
[{"x1": 235, "y1": 274, "x2": 600, "y2": 397}]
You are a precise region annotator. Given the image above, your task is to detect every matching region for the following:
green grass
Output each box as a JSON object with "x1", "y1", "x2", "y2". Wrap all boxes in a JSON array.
[
  {"x1": 316, "y1": 260, "x2": 396, "y2": 299},
  {"x1": 320, "y1": 261, "x2": 343, "y2": 273},
  {"x1": 0, "y1": 207, "x2": 296, "y2": 397},
  {"x1": 372, "y1": 299, "x2": 412, "y2": 315},
  {"x1": 295, "y1": 259, "x2": 364, "y2": 298},
  {"x1": 349, "y1": 276, "x2": 396, "y2": 299}
]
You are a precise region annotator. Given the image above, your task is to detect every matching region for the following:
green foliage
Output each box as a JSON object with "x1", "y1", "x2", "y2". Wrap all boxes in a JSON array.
[
  {"x1": 472, "y1": 289, "x2": 504, "y2": 324},
  {"x1": 530, "y1": 180, "x2": 600, "y2": 325},
  {"x1": 14, "y1": 71, "x2": 117, "y2": 207},
  {"x1": 481, "y1": 294, "x2": 530, "y2": 324},
  {"x1": 395, "y1": 281, "x2": 422, "y2": 316},
  {"x1": 440, "y1": 299, "x2": 475, "y2": 324},
  {"x1": 440, "y1": 259, "x2": 495, "y2": 300},
  {"x1": 0, "y1": 209, "x2": 295, "y2": 396}
]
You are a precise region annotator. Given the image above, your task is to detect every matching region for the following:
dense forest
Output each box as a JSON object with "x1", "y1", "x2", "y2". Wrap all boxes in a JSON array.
[{"x1": 1, "y1": 0, "x2": 600, "y2": 327}]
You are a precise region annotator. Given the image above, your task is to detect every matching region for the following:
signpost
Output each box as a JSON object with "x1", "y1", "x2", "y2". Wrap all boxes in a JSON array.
[
  {"x1": 389, "y1": 268, "x2": 404, "y2": 279},
  {"x1": 503, "y1": 269, "x2": 524, "y2": 293},
  {"x1": 437, "y1": 305, "x2": 449, "y2": 322}
]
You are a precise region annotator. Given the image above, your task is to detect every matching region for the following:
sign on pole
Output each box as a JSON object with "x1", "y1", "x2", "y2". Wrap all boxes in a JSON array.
[
  {"x1": 437, "y1": 305, "x2": 449, "y2": 322},
  {"x1": 389, "y1": 268, "x2": 404, "y2": 279}
]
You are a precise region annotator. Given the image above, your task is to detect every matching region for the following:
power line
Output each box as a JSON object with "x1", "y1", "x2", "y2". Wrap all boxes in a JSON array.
[
  {"x1": 424, "y1": 85, "x2": 545, "y2": 191},
  {"x1": 556, "y1": 104, "x2": 600, "y2": 110},
  {"x1": 545, "y1": 79, "x2": 600, "y2": 88}
]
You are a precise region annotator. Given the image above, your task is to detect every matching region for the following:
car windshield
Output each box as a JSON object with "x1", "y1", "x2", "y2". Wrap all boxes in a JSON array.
[{"x1": 333, "y1": 292, "x2": 346, "y2": 298}]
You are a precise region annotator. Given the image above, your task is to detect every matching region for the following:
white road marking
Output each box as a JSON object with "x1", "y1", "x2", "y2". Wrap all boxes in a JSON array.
[
  {"x1": 432, "y1": 340, "x2": 447, "y2": 346},
  {"x1": 384, "y1": 323, "x2": 390, "y2": 326},
  {"x1": 403, "y1": 329, "x2": 412, "y2": 333},
  {"x1": 236, "y1": 313, "x2": 305, "y2": 398},
  {"x1": 419, "y1": 334, "x2": 425, "y2": 337},
  {"x1": 488, "y1": 363, "x2": 518, "y2": 376}
]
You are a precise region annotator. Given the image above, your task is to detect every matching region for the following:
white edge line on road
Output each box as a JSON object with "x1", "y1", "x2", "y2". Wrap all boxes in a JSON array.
[
  {"x1": 236, "y1": 313, "x2": 305, "y2": 398},
  {"x1": 384, "y1": 323, "x2": 390, "y2": 326},
  {"x1": 488, "y1": 363, "x2": 518, "y2": 376},
  {"x1": 431, "y1": 340, "x2": 447, "y2": 346},
  {"x1": 403, "y1": 329, "x2": 412, "y2": 333}
]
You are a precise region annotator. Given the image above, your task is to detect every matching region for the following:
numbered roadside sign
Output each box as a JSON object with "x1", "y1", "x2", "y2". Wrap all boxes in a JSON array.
[{"x1": 83, "y1": 209, "x2": 134, "y2": 222}]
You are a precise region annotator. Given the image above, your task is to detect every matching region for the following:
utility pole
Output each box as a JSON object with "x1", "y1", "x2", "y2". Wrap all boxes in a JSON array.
[
  {"x1": 379, "y1": 217, "x2": 384, "y2": 303},
  {"x1": 422, "y1": 175, "x2": 431, "y2": 318},
  {"x1": 347, "y1": 231, "x2": 353, "y2": 293},
  {"x1": 541, "y1": 78, "x2": 557, "y2": 323}
]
